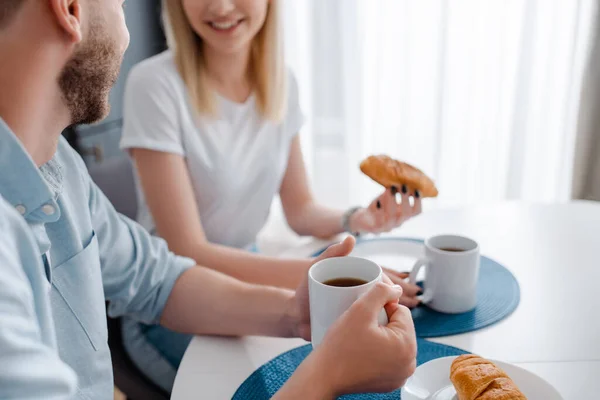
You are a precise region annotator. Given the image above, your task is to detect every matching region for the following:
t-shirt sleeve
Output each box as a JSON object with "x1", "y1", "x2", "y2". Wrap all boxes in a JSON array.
[
  {"x1": 120, "y1": 62, "x2": 185, "y2": 156},
  {"x1": 285, "y1": 70, "x2": 306, "y2": 139}
]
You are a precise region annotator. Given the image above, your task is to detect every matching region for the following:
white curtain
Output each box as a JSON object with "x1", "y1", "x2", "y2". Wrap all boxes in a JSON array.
[
  {"x1": 282, "y1": 0, "x2": 597, "y2": 210},
  {"x1": 572, "y1": 5, "x2": 600, "y2": 201}
]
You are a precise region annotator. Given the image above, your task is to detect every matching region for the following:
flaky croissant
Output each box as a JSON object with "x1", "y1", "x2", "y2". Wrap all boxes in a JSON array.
[
  {"x1": 359, "y1": 155, "x2": 438, "y2": 197},
  {"x1": 450, "y1": 355, "x2": 527, "y2": 400}
]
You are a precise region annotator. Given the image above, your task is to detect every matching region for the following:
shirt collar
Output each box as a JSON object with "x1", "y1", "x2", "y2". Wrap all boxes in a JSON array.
[{"x1": 0, "y1": 118, "x2": 61, "y2": 223}]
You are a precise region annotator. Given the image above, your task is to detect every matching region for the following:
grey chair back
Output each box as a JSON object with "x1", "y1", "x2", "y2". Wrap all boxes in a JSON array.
[{"x1": 89, "y1": 156, "x2": 138, "y2": 220}]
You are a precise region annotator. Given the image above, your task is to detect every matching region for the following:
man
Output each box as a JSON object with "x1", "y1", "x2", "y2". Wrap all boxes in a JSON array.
[{"x1": 0, "y1": 1, "x2": 417, "y2": 399}]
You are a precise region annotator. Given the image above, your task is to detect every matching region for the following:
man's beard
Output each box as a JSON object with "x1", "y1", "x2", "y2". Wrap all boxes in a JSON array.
[{"x1": 58, "y1": 23, "x2": 122, "y2": 126}]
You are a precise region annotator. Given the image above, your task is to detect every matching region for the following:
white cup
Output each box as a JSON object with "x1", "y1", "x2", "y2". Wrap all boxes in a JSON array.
[
  {"x1": 308, "y1": 256, "x2": 388, "y2": 348},
  {"x1": 409, "y1": 235, "x2": 480, "y2": 314}
]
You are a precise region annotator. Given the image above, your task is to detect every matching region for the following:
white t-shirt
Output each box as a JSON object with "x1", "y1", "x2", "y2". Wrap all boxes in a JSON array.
[{"x1": 120, "y1": 51, "x2": 305, "y2": 249}]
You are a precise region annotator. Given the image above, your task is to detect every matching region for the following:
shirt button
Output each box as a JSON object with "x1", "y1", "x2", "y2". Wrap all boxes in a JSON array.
[
  {"x1": 42, "y1": 204, "x2": 56, "y2": 216},
  {"x1": 15, "y1": 204, "x2": 26, "y2": 215}
]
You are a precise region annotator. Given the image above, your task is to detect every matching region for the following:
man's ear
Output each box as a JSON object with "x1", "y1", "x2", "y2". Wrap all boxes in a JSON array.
[{"x1": 48, "y1": 0, "x2": 82, "y2": 44}]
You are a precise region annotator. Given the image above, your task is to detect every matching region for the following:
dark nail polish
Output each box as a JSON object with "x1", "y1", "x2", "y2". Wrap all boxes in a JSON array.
[
  {"x1": 415, "y1": 190, "x2": 420, "y2": 199},
  {"x1": 376, "y1": 200, "x2": 381, "y2": 209},
  {"x1": 391, "y1": 186, "x2": 398, "y2": 195},
  {"x1": 417, "y1": 290, "x2": 424, "y2": 296},
  {"x1": 401, "y1": 184, "x2": 408, "y2": 194}
]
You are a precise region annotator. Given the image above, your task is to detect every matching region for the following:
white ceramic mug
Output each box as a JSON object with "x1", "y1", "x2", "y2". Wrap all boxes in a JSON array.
[
  {"x1": 308, "y1": 256, "x2": 388, "y2": 348},
  {"x1": 409, "y1": 235, "x2": 480, "y2": 314}
]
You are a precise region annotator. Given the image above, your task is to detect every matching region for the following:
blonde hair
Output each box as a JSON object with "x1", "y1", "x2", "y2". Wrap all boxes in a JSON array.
[{"x1": 162, "y1": 0, "x2": 286, "y2": 122}]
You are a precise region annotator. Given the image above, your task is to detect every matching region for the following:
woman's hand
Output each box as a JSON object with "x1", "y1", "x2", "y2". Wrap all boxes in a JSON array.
[
  {"x1": 382, "y1": 268, "x2": 421, "y2": 308},
  {"x1": 349, "y1": 186, "x2": 422, "y2": 234}
]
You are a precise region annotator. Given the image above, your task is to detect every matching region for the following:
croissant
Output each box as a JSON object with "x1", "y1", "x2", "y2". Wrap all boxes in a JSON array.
[
  {"x1": 450, "y1": 355, "x2": 527, "y2": 400},
  {"x1": 359, "y1": 155, "x2": 438, "y2": 198}
]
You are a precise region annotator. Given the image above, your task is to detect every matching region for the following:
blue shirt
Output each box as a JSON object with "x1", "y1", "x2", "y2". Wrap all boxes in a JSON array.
[{"x1": 0, "y1": 119, "x2": 195, "y2": 399}]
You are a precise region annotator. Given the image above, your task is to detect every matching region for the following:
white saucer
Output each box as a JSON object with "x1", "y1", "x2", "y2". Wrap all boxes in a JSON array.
[
  {"x1": 350, "y1": 238, "x2": 424, "y2": 274},
  {"x1": 401, "y1": 356, "x2": 562, "y2": 400}
]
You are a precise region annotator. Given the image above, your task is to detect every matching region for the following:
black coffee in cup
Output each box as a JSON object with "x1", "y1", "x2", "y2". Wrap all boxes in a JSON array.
[
  {"x1": 439, "y1": 247, "x2": 465, "y2": 252},
  {"x1": 323, "y1": 277, "x2": 368, "y2": 287}
]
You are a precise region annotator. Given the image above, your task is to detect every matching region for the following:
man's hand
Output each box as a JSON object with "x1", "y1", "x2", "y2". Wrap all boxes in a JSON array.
[{"x1": 275, "y1": 282, "x2": 417, "y2": 399}]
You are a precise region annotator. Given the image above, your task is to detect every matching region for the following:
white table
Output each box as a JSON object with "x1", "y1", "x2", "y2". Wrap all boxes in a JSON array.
[{"x1": 172, "y1": 202, "x2": 600, "y2": 399}]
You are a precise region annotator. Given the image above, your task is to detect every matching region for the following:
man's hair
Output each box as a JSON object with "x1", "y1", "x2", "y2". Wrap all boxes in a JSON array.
[{"x1": 0, "y1": 0, "x2": 23, "y2": 29}]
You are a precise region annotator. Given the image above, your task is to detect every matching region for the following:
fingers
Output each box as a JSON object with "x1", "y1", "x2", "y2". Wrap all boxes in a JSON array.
[
  {"x1": 386, "y1": 302, "x2": 416, "y2": 332},
  {"x1": 395, "y1": 183, "x2": 417, "y2": 223},
  {"x1": 367, "y1": 192, "x2": 384, "y2": 213},
  {"x1": 399, "y1": 280, "x2": 421, "y2": 297},
  {"x1": 367, "y1": 186, "x2": 424, "y2": 232},
  {"x1": 381, "y1": 274, "x2": 394, "y2": 285},
  {"x1": 398, "y1": 295, "x2": 421, "y2": 309},
  {"x1": 384, "y1": 301, "x2": 401, "y2": 320},
  {"x1": 353, "y1": 282, "x2": 403, "y2": 321},
  {"x1": 397, "y1": 192, "x2": 411, "y2": 223},
  {"x1": 383, "y1": 268, "x2": 408, "y2": 283},
  {"x1": 381, "y1": 188, "x2": 397, "y2": 229},
  {"x1": 413, "y1": 196, "x2": 423, "y2": 216},
  {"x1": 386, "y1": 184, "x2": 422, "y2": 227},
  {"x1": 367, "y1": 193, "x2": 388, "y2": 232},
  {"x1": 383, "y1": 272, "x2": 401, "y2": 285},
  {"x1": 382, "y1": 269, "x2": 419, "y2": 295},
  {"x1": 383, "y1": 271, "x2": 421, "y2": 308},
  {"x1": 316, "y1": 236, "x2": 355, "y2": 261}
]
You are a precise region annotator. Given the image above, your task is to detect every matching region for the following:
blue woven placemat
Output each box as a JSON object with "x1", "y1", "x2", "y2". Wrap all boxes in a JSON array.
[
  {"x1": 232, "y1": 339, "x2": 469, "y2": 399},
  {"x1": 312, "y1": 238, "x2": 520, "y2": 338}
]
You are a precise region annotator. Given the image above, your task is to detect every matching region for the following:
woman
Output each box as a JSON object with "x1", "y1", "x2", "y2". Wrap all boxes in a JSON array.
[{"x1": 120, "y1": 0, "x2": 423, "y2": 391}]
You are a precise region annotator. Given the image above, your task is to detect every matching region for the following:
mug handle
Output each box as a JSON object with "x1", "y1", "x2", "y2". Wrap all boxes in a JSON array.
[{"x1": 409, "y1": 259, "x2": 434, "y2": 304}]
